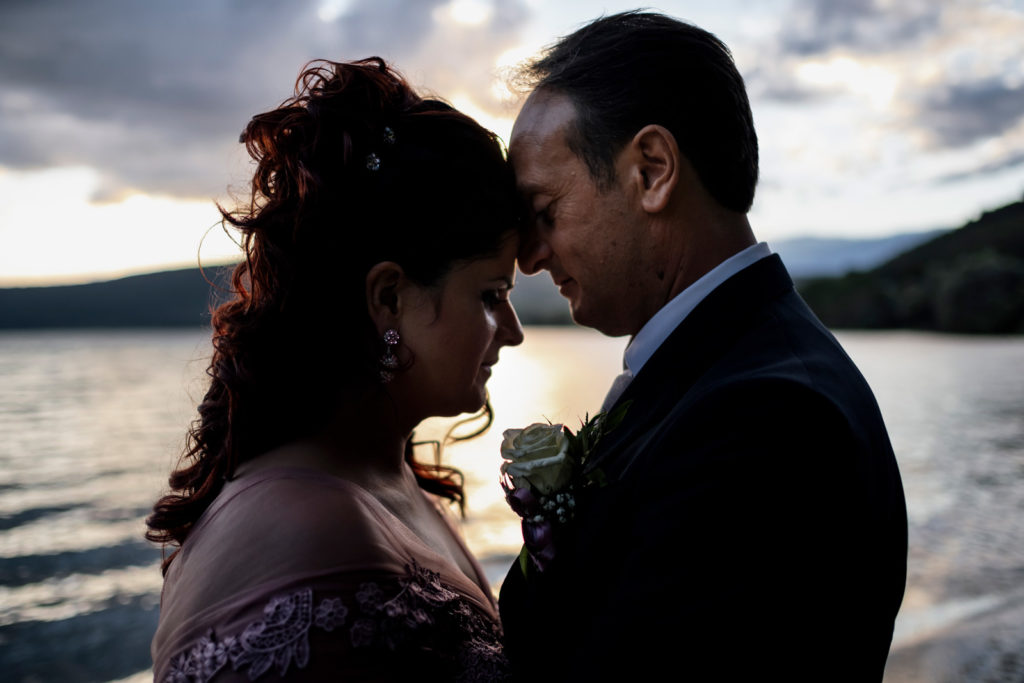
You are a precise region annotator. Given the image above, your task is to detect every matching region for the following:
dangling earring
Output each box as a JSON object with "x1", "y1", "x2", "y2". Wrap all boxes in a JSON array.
[{"x1": 380, "y1": 328, "x2": 400, "y2": 383}]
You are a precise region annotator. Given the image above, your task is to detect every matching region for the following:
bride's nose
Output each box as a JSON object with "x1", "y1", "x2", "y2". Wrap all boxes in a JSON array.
[{"x1": 499, "y1": 303, "x2": 525, "y2": 348}]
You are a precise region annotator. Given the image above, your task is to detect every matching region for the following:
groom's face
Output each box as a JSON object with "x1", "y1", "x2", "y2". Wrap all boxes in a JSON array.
[{"x1": 510, "y1": 90, "x2": 650, "y2": 337}]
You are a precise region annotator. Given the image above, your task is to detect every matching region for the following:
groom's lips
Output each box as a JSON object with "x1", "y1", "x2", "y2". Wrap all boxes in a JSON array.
[{"x1": 557, "y1": 278, "x2": 576, "y2": 297}]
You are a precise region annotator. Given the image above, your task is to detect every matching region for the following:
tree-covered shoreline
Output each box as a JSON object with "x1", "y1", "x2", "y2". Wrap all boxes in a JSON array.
[{"x1": 797, "y1": 200, "x2": 1024, "y2": 334}]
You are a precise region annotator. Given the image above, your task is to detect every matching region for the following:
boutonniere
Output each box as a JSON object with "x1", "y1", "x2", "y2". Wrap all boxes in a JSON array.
[{"x1": 499, "y1": 402, "x2": 630, "y2": 576}]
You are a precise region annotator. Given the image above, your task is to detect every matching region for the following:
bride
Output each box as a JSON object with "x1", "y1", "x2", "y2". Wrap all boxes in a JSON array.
[{"x1": 147, "y1": 57, "x2": 524, "y2": 681}]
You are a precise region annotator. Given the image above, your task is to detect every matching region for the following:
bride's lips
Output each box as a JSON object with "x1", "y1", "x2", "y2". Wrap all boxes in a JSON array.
[{"x1": 557, "y1": 277, "x2": 576, "y2": 297}]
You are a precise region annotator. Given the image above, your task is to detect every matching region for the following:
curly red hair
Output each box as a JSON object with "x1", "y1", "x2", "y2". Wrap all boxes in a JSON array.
[{"x1": 146, "y1": 58, "x2": 521, "y2": 571}]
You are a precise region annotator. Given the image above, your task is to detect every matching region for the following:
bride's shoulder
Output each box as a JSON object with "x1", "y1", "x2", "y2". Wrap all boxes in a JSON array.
[
  {"x1": 186, "y1": 467, "x2": 403, "y2": 578},
  {"x1": 223, "y1": 465, "x2": 375, "y2": 518}
]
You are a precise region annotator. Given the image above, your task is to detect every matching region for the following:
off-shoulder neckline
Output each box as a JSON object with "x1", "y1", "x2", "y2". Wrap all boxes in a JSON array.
[{"x1": 196, "y1": 465, "x2": 495, "y2": 611}]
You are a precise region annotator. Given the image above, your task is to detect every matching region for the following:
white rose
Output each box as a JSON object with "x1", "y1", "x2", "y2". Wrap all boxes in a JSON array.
[{"x1": 500, "y1": 423, "x2": 572, "y2": 495}]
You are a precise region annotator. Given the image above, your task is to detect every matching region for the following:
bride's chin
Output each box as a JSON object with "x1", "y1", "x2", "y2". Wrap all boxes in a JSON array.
[
  {"x1": 457, "y1": 388, "x2": 488, "y2": 416},
  {"x1": 459, "y1": 394, "x2": 486, "y2": 416},
  {"x1": 404, "y1": 380, "x2": 488, "y2": 421}
]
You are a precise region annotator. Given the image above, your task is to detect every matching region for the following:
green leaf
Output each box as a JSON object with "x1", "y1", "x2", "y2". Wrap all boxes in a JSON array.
[
  {"x1": 587, "y1": 468, "x2": 609, "y2": 488},
  {"x1": 604, "y1": 400, "x2": 632, "y2": 433}
]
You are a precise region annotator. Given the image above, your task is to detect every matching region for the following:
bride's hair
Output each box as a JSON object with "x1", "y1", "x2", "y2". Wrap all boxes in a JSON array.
[{"x1": 146, "y1": 58, "x2": 521, "y2": 571}]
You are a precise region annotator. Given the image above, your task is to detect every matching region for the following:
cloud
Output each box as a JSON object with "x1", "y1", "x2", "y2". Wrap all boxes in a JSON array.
[
  {"x1": 743, "y1": 0, "x2": 938, "y2": 105},
  {"x1": 917, "y1": 78, "x2": 1024, "y2": 149},
  {"x1": 743, "y1": 64, "x2": 822, "y2": 104},
  {"x1": 747, "y1": 0, "x2": 1024, "y2": 163},
  {"x1": 937, "y1": 149, "x2": 1024, "y2": 185},
  {"x1": 0, "y1": 0, "x2": 530, "y2": 200},
  {"x1": 779, "y1": 0, "x2": 941, "y2": 56}
]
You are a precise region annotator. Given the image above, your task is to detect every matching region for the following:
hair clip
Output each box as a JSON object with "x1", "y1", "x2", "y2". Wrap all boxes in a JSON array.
[{"x1": 365, "y1": 127, "x2": 396, "y2": 172}]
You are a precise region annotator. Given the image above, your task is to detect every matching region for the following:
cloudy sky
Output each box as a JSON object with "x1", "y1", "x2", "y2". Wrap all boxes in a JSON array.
[{"x1": 1, "y1": 0, "x2": 1022, "y2": 285}]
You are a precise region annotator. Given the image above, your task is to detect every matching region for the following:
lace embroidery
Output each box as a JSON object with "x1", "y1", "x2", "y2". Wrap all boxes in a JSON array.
[
  {"x1": 313, "y1": 597, "x2": 346, "y2": 632},
  {"x1": 230, "y1": 588, "x2": 314, "y2": 679},
  {"x1": 164, "y1": 562, "x2": 508, "y2": 682}
]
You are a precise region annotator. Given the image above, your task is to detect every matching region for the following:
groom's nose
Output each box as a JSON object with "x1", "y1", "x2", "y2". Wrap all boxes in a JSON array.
[{"x1": 517, "y1": 229, "x2": 551, "y2": 275}]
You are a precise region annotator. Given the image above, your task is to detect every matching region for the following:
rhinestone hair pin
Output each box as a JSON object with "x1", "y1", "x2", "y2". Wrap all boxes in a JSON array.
[{"x1": 365, "y1": 126, "x2": 397, "y2": 172}]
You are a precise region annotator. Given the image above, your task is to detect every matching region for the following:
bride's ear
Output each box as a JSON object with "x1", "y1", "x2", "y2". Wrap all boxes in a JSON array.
[{"x1": 365, "y1": 261, "x2": 405, "y2": 330}]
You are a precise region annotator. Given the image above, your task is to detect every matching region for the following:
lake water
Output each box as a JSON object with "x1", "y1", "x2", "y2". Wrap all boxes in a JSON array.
[{"x1": 0, "y1": 327, "x2": 1022, "y2": 682}]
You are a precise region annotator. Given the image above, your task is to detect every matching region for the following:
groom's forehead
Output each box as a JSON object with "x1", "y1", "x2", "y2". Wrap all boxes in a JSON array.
[
  {"x1": 511, "y1": 100, "x2": 585, "y2": 197},
  {"x1": 511, "y1": 90, "x2": 577, "y2": 152}
]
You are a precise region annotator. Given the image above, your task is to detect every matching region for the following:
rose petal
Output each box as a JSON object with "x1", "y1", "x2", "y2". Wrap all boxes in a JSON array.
[{"x1": 503, "y1": 452, "x2": 573, "y2": 495}]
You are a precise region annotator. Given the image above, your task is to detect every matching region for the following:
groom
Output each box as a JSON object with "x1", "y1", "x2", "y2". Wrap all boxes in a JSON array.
[{"x1": 499, "y1": 11, "x2": 908, "y2": 681}]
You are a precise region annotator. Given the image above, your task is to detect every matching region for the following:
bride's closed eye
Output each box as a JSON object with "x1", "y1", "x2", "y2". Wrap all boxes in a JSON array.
[{"x1": 483, "y1": 287, "x2": 511, "y2": 308}]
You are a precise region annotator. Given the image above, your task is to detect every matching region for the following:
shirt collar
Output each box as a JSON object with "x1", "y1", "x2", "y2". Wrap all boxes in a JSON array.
[{"x1": 624, "y1": 242, "x2": 772, "y2": 374}]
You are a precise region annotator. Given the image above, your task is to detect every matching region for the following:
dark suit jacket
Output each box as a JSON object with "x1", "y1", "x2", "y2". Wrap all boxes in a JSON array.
[{"x1": 499, "y1": 255, "x2": 907, "y2": 681}]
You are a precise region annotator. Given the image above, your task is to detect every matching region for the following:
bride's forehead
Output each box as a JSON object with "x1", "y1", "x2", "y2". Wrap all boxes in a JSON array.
[{"x1": 444, "y1": 244, "x2": 517, "y2": 282}]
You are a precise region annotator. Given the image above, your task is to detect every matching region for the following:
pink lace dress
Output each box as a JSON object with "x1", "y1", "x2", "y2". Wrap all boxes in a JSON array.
[{"x1": 151, "y1": 467, "x2": 508, "y2": 682}]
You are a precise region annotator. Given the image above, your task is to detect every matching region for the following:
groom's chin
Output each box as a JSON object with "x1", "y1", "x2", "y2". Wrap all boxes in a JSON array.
[
  {"x1": 569, "y1": 304, "x2": 630, "y2": 338},
  {"x1": 568, "y1": 305, "x2": 599, "y2": 332}
]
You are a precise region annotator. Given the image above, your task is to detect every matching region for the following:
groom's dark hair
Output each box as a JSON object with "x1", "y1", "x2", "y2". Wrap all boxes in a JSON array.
[{"x1": 517, "y1": 10, "x2": 759, "y2": 213}]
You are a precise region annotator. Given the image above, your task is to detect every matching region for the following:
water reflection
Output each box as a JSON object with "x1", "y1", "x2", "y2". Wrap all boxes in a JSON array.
[{"x1": 0, "y1": 328, "x2": 1022, "y2": 681}]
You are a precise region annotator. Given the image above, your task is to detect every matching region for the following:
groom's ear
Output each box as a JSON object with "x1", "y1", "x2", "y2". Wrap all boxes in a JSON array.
[
  {"x1": 628, "y1": 124, "x2": 679, "y2": 214},
  {"x1": 365, "y1": 261, "x2": 405, "y2": 329}
]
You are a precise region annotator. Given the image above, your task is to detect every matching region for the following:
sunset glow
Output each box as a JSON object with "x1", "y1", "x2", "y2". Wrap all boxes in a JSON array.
[{"x1": 2, "y1": 0, "x2": 1022, "y2": 285}]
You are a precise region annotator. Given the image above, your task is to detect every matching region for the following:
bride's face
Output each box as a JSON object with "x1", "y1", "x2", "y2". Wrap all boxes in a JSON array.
[{"x1": 396, "y1": 236, "x2": 524, "y2": 419}]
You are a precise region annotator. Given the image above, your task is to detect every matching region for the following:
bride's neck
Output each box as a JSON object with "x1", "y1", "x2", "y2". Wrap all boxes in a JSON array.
[
  {"x1": 235, "y1": 393, "x2": 416, "y2": 487},
  {"x1": 311, "y1": 397, "x2": 413, "y2": 481}
]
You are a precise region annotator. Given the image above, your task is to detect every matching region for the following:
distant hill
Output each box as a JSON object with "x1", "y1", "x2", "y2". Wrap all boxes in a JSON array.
[
  {"x1": 797, "y1": 200, "x2": 1024, "y2": 333},
  {"x1": 1, "y1": 207, "x2": 1016, "y2": 332},
  {"x1": 772, "y1": 230, "x2": 946, "y2": 279},
  {"x1": 0, "y1": 267, "x2": 234, "y2": 329}
]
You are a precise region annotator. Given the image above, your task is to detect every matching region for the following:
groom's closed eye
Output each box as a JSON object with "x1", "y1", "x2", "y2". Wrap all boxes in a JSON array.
[{"x1": 534, "y1": 205, "x2": 555, "y2": 229}]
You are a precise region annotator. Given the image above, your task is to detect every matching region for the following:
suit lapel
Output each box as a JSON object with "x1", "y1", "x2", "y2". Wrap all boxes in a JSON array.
[{"x1": 585, "y1": 254, "x2": 795, "y2": 479}]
